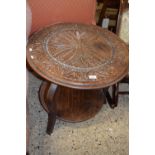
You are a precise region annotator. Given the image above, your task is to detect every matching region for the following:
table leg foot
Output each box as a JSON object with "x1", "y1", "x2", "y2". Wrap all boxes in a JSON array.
[{"x1": 46, "y1": 112, "x2": 56, "y2": 135}]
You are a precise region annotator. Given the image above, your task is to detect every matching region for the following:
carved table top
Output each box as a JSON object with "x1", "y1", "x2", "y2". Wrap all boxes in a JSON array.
[{"x1": 27, "y1": 23, "x2": 129, "y2": 89}]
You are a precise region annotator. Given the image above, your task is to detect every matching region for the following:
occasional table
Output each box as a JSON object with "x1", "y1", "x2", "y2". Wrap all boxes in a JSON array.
[{"x1": 26, "y1": 23, "x2": 128, "y2": 134}]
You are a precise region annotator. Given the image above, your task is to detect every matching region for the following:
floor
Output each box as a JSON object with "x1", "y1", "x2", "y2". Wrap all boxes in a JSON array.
[{"x1": 27, "y1": 72, "x2": 129, "y2": 155}]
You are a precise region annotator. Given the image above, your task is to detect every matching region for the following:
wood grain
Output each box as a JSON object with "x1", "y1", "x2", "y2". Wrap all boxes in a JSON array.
[
  {"x1": 39, "y1": 81, "x2": 105, "y2": 122},
  {"x1": 27, "y1": 23, "x2": 129, "y2": 89}
]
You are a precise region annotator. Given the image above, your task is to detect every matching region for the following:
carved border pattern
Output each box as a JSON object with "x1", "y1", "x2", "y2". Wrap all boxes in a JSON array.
[{"x1": 27, "y1": 23, "x2": 129, "y2": 88}]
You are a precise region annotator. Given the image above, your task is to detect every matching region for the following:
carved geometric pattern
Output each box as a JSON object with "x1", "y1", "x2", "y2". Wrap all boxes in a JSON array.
[{"x1": 27, "y1": 23, "x2": 129, "y2": 89}]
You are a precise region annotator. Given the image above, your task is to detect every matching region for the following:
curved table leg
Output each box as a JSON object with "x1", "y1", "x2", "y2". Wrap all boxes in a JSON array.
[
  {"x1": 46, "y1": 112, "x2": 56, "y2": 135},
  {"x1": 39, "y1": 81, "x2": 58, "y2": 135}
]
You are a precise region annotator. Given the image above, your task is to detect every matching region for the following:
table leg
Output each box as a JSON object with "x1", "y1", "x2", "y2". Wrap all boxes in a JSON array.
[
  {"x1": 103, "y1": 86, "x2": 118, "y2": 109},
  {"x1": 46, "y1": 112, "x2": 57, "y2": 135},
  {"x1": 39, "y1": 81, "x2": 58, "y2": 135},
  {"x1": 112, "y1": 84, "x2": 119, "y2": 107}
]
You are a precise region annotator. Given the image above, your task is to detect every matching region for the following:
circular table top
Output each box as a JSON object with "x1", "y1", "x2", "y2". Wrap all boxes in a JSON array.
[{"x1": 27, "y1": 23, "x2": 129, "y2": 89}]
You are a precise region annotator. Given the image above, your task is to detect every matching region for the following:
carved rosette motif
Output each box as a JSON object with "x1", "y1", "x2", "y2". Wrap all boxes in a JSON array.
[{"x1": 27, "y1": 23, "x2": 129, "y2": 89}]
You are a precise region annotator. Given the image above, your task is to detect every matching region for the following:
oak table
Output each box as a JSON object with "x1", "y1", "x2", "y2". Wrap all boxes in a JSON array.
[{"x1": 26, "y1": 23, "x2": 128, "y2": 135}]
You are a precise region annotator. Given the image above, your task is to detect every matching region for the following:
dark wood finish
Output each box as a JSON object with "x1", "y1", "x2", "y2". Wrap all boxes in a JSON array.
[
  {"x1": 27, "y1": 23, "x2": 129, "y2": 133},
  {"x1": 39, "y1": 81, "x2": 58, "y2": 134},
  {"x1": 27, "y1": 23, "x2": 129, "y2": 90},
  {"x1": 40, "y1": 81, "x2": 105, "y2": 123},
  {"x1": 46, "y1": 112, "x2": 56, "y2": 135},
  {"x1": 112, "y1": 83, "x2": 119, "y2": 107},
  {"x1": 103, "y1": 87, "x2": 116, "y2": 108}
]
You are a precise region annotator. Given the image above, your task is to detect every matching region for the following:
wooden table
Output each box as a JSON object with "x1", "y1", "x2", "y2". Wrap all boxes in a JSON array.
[{"x1": 27, "y1": 23, "x2": 128, "y2": 134}]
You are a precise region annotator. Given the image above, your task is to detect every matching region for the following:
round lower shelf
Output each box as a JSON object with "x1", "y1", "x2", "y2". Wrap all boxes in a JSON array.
[{"x1": 39, "y1": 81, "x2": 106, "y2": 122}]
